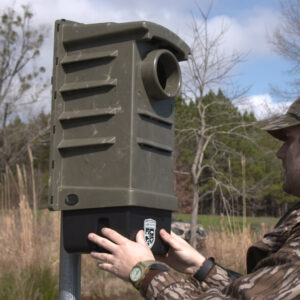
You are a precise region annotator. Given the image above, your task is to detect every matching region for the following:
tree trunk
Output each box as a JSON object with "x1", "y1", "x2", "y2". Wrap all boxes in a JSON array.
[
  {"x1": 241, "y1": 154, "x2": 247, "y2": 230},
  {"x1": 1, "y1": 103, "x2": 9, "y2": 170},
  {"x1": 211, "y1": 192, "x2": 216, "y2": 215},
  {"x1": 190, "y1": 183, "x2": 199, "y2": 247}
]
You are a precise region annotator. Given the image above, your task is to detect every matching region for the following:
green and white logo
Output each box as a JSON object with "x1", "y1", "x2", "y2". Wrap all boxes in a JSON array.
[{"x1": 144, "y1": 218, "x2": 156, "y2": 248}]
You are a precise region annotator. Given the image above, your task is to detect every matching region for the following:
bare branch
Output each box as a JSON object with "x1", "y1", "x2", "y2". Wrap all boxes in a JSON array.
[
  {"x1": 0, "y1": 5, "x2": 49, "y2": 170},
  {"x1": 177, "y1": 1, "x2": 253, "y2": 246},
  {"x1": 269, "y1": 0, "x2": 300, "y2": 99}
]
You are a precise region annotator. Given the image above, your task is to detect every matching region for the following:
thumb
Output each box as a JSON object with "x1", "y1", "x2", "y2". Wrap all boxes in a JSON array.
[
  {"x1": 160, "y1": 229, "x2": 179, "y2": 249},
  {"x1": 136, "y1": 230, "x2": 148, "y2": 246}
]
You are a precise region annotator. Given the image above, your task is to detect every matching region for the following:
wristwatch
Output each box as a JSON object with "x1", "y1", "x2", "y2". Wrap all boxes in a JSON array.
[
  {"x1": 129, "y1": 260, "x2": 169, "y2": 293},
  {"x1": 129, "y1": 260, "x2": 156, "y2": 288}
]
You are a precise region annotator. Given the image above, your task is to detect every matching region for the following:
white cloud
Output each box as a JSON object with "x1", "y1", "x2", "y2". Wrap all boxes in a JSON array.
[
  {"x1": 205, "y1": 8, "x2": 280, "y2": 58},
  {"x1": 0, "y1": 1, "x2": 284, "y2": 120},
  {"x1": 238, "y1": 94, "x2": 291, "y2": 120},
  {"x1": 1, "y1": 1, "x2": 280, "y2": 58}
]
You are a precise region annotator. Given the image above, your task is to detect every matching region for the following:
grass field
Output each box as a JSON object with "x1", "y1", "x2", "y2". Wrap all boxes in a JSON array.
[
  {"x1": 0, "y1": 207, "x2": 277, "y2": 299},
  {"x1": 0, "y1": 161, "x2": 282, "y2": 298},
  {"x1": 0, "y1": 163, "x2": 278, "y2": 300},
  {"x1": 0, "y1": 207, "x2": 277, "y2": 300},
  {"x1": 174, "y1": 213, "x2": 278, "y2": 232}
]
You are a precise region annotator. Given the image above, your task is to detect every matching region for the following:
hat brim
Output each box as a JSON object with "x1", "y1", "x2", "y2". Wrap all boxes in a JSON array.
[{"x1": 257, "y1": 114, "x2": 300, "y2": 141}]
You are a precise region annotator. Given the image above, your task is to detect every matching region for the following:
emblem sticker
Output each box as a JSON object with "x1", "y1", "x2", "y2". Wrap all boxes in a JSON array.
[{"x1": 144, "y1": 218, "x2": 156, "y2": 249}]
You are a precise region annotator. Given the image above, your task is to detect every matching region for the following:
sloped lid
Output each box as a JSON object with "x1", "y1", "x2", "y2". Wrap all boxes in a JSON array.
[{"x1": 60, "y1": 20, "x2": 190, "y2": 61}]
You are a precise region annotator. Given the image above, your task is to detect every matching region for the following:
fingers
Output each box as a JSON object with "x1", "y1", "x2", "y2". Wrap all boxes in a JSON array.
[
  {"x1": 159, "y1": 229, "x2": 170, "y2": 242},
  {"x1": 91, "y1": 251, "x2": 114, "y2": 264},
  {"x1": 170, "y1": 231, "x2": 181, "y2": 239},
  {"x1": 97, "y1": 263, "x2": 114, "y2": 274},
  {"x1": 90, "y1": 251, "x2": 116, "y2": 274},
  {"x1": 88, "y1": 233, "x2": 117, "y2": 253},
  {"x1": 89, "y1": 228, "x2": 155, "y2": 281},
  {"x1": 101, "y1": 227, "x2": 128, "y2": 245},
  {"x1": 160, "y1": 229, "x2": 185, "y2": 250},
  {"x1": 136, "y1": 230, "x2": 147, "y2": 246},
  {"x1": 160, "y1": 229, "x2": 177, "y2": 247}
]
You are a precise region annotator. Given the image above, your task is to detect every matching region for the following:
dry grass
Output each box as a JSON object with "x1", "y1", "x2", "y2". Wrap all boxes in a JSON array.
[
  {"x1": 0, "y1": 206, "x2": 265, "y2": 298},
  {"x1": 81, "y1": 256, "x2": 139, "y2": 299},
  {"x1": 0, "y1": 162, "x2": 60, "y2": 299},
  {"x1": 0, "y1": 207, "x2": 136, "y2": 299},
  {"x1": 0, "y1": 161, "x2": 269, "y2": 298},
  {"x1": 0, "y1": 161, "x2": 138, "y2": 299},
  {"x1": 199, "y1": 214, "x2": 270, "y2": 274},
  {"x1": 205, "y1": 226, "x2": 266, "y2": 274}
]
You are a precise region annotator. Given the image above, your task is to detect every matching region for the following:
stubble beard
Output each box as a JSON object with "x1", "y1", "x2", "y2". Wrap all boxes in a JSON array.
[{"x1": 283, "y1": 168, "x2": 300, "y2": 197}]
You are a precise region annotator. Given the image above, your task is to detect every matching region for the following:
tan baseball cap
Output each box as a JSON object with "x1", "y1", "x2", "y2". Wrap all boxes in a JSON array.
[{"x1": 259, "y1": 97, "x2": 300, "y2": 141}]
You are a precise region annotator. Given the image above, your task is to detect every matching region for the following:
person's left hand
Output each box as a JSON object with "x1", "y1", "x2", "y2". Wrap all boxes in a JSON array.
[
  {"x1": 156, "y1": 229, "x2": 205, "y2": 274},
  {"x1": 88, "y1": 228, "x2": 155, "y2": 281}
]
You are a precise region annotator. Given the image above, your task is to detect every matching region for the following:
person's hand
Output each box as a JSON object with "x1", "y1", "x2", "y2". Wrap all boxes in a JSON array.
[
  {"x1": 158, "y1": 229, "x2": 205, "y2": 274},
  {"x1": 88, "y1": 228, "x2": 155, "y2": 281}
]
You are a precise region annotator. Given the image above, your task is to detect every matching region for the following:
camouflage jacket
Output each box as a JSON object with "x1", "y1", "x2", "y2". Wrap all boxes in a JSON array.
[{"x1": 142, "y1": 203, "x2": 300, "y2": 300}]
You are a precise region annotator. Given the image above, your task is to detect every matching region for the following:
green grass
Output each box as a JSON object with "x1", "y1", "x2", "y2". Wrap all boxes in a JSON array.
[{"x1": 173, "y1": 214, "x2": 279, "y2": 232}]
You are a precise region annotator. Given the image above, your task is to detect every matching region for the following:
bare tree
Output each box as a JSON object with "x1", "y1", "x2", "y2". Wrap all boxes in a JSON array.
[
  {"x1": 0, "y1": 5, "x2": 49, "y2": 170},
  {"x1": 269, "y1": 0, "x2": 300, "y2": 99},
  {"x1": 179, "y1": 4, "x2": 251, "y2": 246}
]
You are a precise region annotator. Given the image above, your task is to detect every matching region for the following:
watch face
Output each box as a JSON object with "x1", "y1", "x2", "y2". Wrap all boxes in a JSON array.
[{"x1": 130, "y1": 266, "x2": 142, "y2": 282}]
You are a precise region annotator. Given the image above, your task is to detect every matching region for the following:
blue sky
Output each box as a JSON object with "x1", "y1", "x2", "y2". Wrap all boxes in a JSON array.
[
  {"x1": 0, "y1": 0, "x2": 294, "y2": 118},
  {"x1": 211, "y1": 0, "x2": 280, "y2": 17},
  {"x1": 209, "y1": 1, "x2": 287, "y2": 99}
]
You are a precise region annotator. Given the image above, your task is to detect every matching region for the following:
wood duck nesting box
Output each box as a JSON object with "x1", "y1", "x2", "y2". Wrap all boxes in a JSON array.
[{"x1": 49, "y1": 20, "x2": 190, "y2": 254}]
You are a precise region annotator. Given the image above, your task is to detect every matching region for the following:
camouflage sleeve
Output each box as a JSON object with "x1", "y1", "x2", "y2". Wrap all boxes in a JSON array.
[
  {"x1": 202, "y1": 264, "x2": 236, "y2": 290},
  {"x1": 143, "y1": 264, "x2": 235, "y2": 300},
  {"x1": 142, "y1": 220, "x2": 300, "y2": 300}
]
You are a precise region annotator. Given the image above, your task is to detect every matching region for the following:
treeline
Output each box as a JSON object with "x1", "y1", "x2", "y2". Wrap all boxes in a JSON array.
[
  {"x1": 1, "y1": 4, "x2": 299, "y2": 218},
  {"x1": 174, "y1": 90, "x2": 297, "y2": 217},
  {"x1": 0, "y1": 91, "x2": 297, "y2": 216},
  {"x1": 0, "y1": 113, "x2": 50, "y2": 209}
]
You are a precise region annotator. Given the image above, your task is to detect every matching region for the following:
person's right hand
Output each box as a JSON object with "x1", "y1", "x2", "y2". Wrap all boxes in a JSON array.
[
  {"x1": 158, "y1": 229, "x2": 206, "y2": 275},
  {"x1": 88, "y1": 228, "x2": 154, "y2": 281}
]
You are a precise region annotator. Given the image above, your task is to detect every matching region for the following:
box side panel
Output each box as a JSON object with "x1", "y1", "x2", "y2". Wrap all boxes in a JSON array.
[
  {"x1": 50, "y1": 21, "x2": 134, "y2": 210},
  {"x1": 50, "y1": 21, "x2": 178, "y2": 211},
  {"x1": 130, "y1": 41, "x2": 178, "y2": 210}
]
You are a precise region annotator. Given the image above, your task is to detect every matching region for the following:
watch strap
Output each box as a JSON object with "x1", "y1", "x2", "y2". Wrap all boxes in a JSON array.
[
  {"x1": 140, "y1": 263, "x2": 169, "y2": 296},
  {"x1": 193, "y1": 257, "x2": 215, "y2": 282}
]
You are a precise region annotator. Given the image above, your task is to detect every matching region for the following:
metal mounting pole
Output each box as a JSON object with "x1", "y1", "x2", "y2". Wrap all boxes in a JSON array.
[{"x1": 59, "y1": 213, "x2": 81, "y2": 300}]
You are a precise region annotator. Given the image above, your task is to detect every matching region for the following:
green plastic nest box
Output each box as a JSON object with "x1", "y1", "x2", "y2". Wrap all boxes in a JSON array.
[{"x1": 49, "y1": 20, "x2": 190, "y2": 212}]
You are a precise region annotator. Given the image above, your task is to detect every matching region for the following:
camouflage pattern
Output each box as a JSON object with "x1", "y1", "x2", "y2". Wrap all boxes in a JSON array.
[
  {"x1": 141, "y1": 203, "x2": 300, "y2": 300},
  {"x1": 259, "y1": 97, "x2": 300, "y2": 140}
]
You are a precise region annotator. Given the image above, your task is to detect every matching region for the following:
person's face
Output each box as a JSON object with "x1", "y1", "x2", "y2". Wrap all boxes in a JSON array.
[{"x1": 276, "y1": 126, "x2": 300, "y2": 197}]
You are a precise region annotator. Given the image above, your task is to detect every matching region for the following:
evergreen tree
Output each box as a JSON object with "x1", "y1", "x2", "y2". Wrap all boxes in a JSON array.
[{"x1": 174, "y1": 91, "x2": 297, "y2": 218}]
